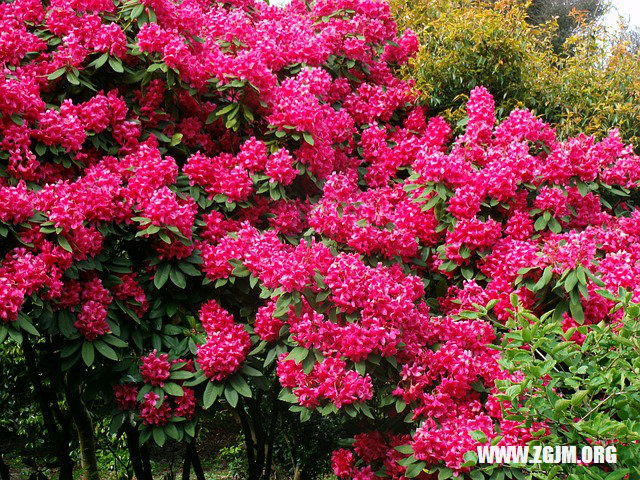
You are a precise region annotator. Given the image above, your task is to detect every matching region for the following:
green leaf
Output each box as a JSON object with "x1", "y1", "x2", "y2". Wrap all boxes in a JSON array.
[
  {"x1": 108, "y1": 56, "x2": 124, "y2": 73},
  {"x1": 533, "y1": 266, "x2": 553, "y2": 292},
  {"x1": 554, "y1": 398, "x2": 570, "y2": 412},
  {"x1": 102, "y1": 335, "x2": 128, "y2": 348},
  {"x1": 170, "y1": 370, "x2": 193, "y2": 380},
  {"x1": 154, "y1": 263, "x2": 171, "y2": 289},
  {"x1": 229, "y1": 374, "x2": 252, "y2": 397},
  {"x1": 15, "y1": 315, "x2": 40, "y2": 336},
  {"x1": 184, "y1": 371, "x2": 207, "y2": 387},
  {"x1": 569, "y1": 300, "x2": 585, "y2": 324},
  {"x1": 302, "y1": 131, "x2": 315, "y2": 146},
  {"x1": 216, "y1": 103, "x2": 237, "y2": 116},
  {"x1": 130, "y1": 3, "x2": 145, "y2": 18},
  {"x1": 240, "y1": 365, "x2": 262, "y2": 377},
  {"x1": 94, "y1": 340, "x2": 118, "y2": 361},
  {"x1": 7, "y1": 326, "x2": 23, "y2": 344},
  {"x1": 224, "y1": 386, "x2": 239, "y2": 407},
  {"x1": 460, "y1": 451, "x2": 478, "y2": 468},
  {"x1": 206, "y1": 112, "x2": 217, "y2": 124},
  {"x1": 152, "y1": 428, "x2": 166, "y2": 447},
  {"x1": 57, "y1": 236, "x2": 73, "y2": 252},
  {"x1": 577, "y1": 181, "x2": 589, "y2": 197},
  {"x1": 165, "y1": 423, "x2": 179, "y2": 440},
  {"x1": 394, "y1": 445, "x2": 414, "y2": 454},
  {"x1": 170, "y1": 133, "x2": 183, "y2": 146},
  {"x1": 170, "y1": 268, "x2": 186, "y2": 289},
  {"x1": 404, "y1": 461, "x2": 426, "y2": 478},
  {"x1": 184, "y1": 421, "x2": 196, "y2": 438},
  {"x1": 10, "y1": 114, "x2": 23, "y2": 126},
  {"x1": 438, "y1": 467, "x2": 454, "y2": 480},
  {"x1": 81, "y1": 342, "x2": 95, "y2": 366},
  {"x1": 565, "y1": 270, "x2": 578, "y2": 291},
  {"x1": 66, "y1": 71, "x2": 80, "y2": 85},
  {"x1": 423, "y1": 195, "x2": 440, "y2": 211},
  {"x1": 203, "y1": 381, "x2": 220, "y2": 409},
  {"x1": 110, "y1": 413, "x2": 125, "y2": 435},
  {"x1": 58, "y1": 311, "x2": 76, "y2": 337},
  {"x1": 534, "y1": 215, "x2": 548, "y2": 231},
  {"x1": 285, "y1": 346, "x2": 308, "y2": 363},
  {"x1": 605, "y1": 470, "x2": 630, "y2": 480},
  {"x1": 469, "y1": 430, "x2": 487, "y2": 444},
  {"x1": 88, "y1": 52, "x2": 109, "y2": 69},
  {"x1": 61, "y1": 341, "x2": 82, "y2": 358},
  {"x1": 596, "y1": 289, "x2": 617, "y2": 301},
  {"x1": 48, "y1": 68, "x2": 66, "y2": 80},
  {"x1": 548, "y1": 217, "x2": 562, "y2": 233},
  {"x1": 571, "y1": 390, "x2": 588, "y2": 406},
  {"x1": 397, "y1": 455, "x2": 417, "y2": 467},
  {"x1": 163, "y1": 382, "x2": 184, "y2": 397}
]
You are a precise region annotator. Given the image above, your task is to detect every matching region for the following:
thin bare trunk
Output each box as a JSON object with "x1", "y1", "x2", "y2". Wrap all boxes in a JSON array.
[
  {"x1": 66, "y1": 382, "x2": 100, "y2": 480},
  {"x1": 141, "y1": 444, "x2": 153, "y2": 480},
  {"x1": 0, "y1": 454, "x2": 9, "y2": 480},
  {"x1": 188, "y1": 442, "x2": 205, "y2": 480},
  {"x1": 126, "y1": 423, "x2": 152, "y2": 480},
  {"x1": 22, "y1": 339, "x2": 74, "y2": 480},
  {"x1": 181, "y1": 444, "x2": 191, "y2": 480}
]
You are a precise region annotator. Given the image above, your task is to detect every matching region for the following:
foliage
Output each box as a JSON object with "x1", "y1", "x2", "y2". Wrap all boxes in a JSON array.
[
  {"x1": 391, "y1": 0, "x2": 546, "y2": 118},
  {"x1": 472, "y1": 291, "x2": 640, "y2": 479},
  {"x1": 391, "y1": 0, "x2": 640, "y2": 148}
]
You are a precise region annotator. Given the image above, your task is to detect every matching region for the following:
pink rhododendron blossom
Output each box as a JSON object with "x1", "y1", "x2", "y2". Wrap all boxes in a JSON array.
[{"x1": 140, "y1": 350, "x2": 171, "y2": 387}]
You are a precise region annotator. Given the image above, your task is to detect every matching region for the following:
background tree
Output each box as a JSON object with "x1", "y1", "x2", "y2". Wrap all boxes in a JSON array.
[
  {"x1": 391, "y1": 0, "x2": 640, "y2": 148},
  {"x1": 527, "y1": 0, "x2": 608, "y2": 52}
]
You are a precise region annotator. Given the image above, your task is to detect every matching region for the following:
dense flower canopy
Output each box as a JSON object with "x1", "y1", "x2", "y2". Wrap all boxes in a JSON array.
[{"x1": 1, "y1": 0, "x2": 640, "y2": 477}]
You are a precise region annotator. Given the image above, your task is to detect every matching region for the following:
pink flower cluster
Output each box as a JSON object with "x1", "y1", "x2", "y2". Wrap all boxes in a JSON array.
[
  {"x1": 115, "y1": 356, "x2": 196, "y2": 426},
  {"x1": 113, "y1": 383, "x2": 138, "y2": 411},
  {"x1": 140, "y1": 392, "x2": 172, "y2": 427},
  {"x1": 277, "y1": 354, "x2": 373, "y2": 409},
  {"x1": 74, "y1": 277, "x2": 112, "y2": 341},
  {"x1": 140, "y1": 350, "x2": 171, "y2": 387},
  {"x1": 332, "y1": 433, "x2": 413, "y2": 480},
  {"x1": 196, "y1": 300, "x2": 251, "y2": 382}
]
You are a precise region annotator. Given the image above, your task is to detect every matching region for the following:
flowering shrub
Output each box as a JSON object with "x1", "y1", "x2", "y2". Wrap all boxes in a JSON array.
[{"x1": 1, "y1": 0, "x2": 639, "y2": 478}]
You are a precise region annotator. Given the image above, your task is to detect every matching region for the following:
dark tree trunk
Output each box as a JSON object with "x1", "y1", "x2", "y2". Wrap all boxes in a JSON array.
[
  {"x1": 22, "y1": 339, "x2": 74, "y2": 480},
  {"x1": 141, "y1": 444, "x2": 153, "y2": 480},
  {"x1": 246, "y1": 397, "x2": 265, "y2": 478},
  {"x1": 66, "y1": 383, "x2": 100, "y2": 480},
  {"x1": 181, "y1": 443, "x2": 191, "y2": 480},
  {"x1": 261, "y1": 385, "x2": 280, "y2": 480},
  {"x1": 188, "y1": 442, "x2": 205, "y2": 480},
  {"x1": 0, "y1": 454, "x2": 10, "y2": 480},
  {"x1": 126, "y1": 423, "x2": 152, "y2": 480},
  {"x1": 236, "y1": 399, "x2": 260, "y2": 480},
  {"x1": 235, "y1": 381, "x2": 282, "y2": 480}
]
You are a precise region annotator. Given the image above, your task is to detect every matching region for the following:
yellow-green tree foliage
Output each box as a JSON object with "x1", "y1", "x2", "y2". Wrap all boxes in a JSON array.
[{"x1": 392, "y1": 0, "x2": 640, "y2": 148}]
